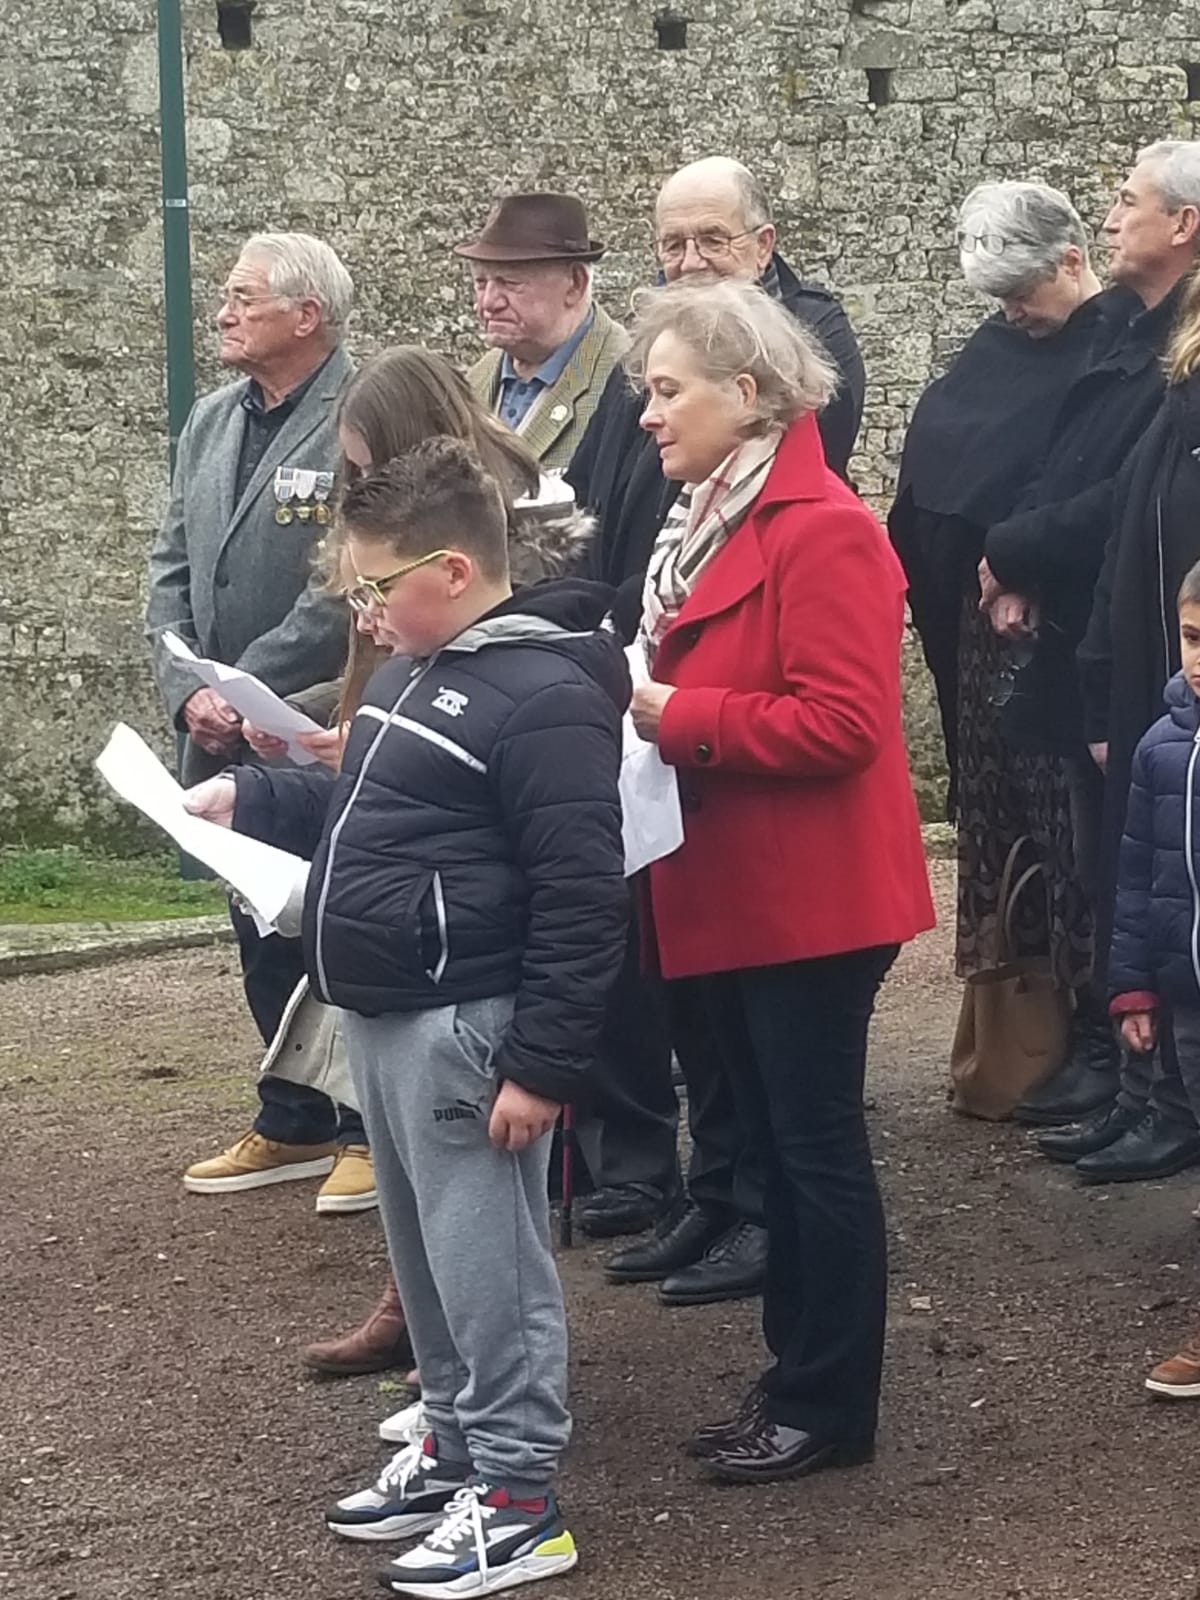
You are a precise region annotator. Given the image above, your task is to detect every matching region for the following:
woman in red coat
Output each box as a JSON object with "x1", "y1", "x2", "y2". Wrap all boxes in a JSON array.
[{"x1": 627, "y1": 278, "x2": 934, "y2": 1483}]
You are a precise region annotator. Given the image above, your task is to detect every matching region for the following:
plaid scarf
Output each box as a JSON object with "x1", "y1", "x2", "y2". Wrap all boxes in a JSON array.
[{"x1": 640, "y1": 430, "x2": 782, "y2": 663}]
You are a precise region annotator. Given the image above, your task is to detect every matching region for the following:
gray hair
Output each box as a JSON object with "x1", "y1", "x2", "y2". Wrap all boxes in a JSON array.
[
  {"x1": 957, "y1": 181, "x2": 1089, "y2": 298},
  {"x1": 624, "y1": 278, "x2": 838, "y2": 431},
  {"x1": 241, "y1": 232, "x2": 354, "y2": 334},
  {"x1": 1137, "y1": 140, "x2": 1200, "y2": 212},
  {"x1": 733, "y1": 163, "x2": 773, "y2": 230},
  {"x1": 657, "y1": 156, "x2": 774, "y2": 231}
]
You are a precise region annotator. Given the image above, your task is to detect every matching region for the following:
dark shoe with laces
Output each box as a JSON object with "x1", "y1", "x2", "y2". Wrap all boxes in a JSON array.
[
  {"x1": 702, "y1": 1419, "x2": 875, "y2": 1484},
  {"x1": 683, "y1": 1381, "x2": 767, "y2": 1459},
  {"x1": 577, "y1": 1182, "x2": 676, "y2": 1241},
  {"x1": 658, "y1": 1220, "x2": 768, "y2": 1307},
  {"x1": 1036, "y1": 1099, "x2": 1137, "y2": 1164},
  {"x1": 605, "y1": 1201, "x2": 729, "y2": 1284},
  {"x1": 1075, "y1": 1110, "x2": 1200, "y2": 1184}
]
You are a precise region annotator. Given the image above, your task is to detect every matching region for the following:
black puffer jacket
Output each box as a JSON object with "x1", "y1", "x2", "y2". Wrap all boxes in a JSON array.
[{"x1": 234, "y1": 580, "x2": 630, "y2": 1103}]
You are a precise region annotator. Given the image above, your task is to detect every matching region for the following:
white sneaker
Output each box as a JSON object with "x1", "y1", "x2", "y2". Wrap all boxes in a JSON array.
[
  {"x1": 381, "y1": 1398, "x2": 428, "y2": 1445},
  {"x1": 325, "y1": 1434, "x2": 467, "y2": 1543},
  {"x1": 379, "y1": 1483, "x2": 578, "y2": 1596}
]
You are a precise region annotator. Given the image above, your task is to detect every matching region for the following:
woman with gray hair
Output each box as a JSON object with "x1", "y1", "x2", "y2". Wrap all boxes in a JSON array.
[
  {"x1": 624, "y1": 277, "x2": 933, "y2": 1483},
  {"x1": 889, "y1": 180, "x2": 1115, "y2": 1115}
]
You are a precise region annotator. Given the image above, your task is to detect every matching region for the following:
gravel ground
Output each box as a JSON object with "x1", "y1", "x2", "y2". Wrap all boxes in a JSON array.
[{"x1": 3, "y1": 861, "x2": 1200, "y2": 1600}]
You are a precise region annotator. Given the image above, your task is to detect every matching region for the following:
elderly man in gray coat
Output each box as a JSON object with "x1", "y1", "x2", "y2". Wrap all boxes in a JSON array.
[{"x1": 145, "y1": 231, "x2": 374, "y2": 1216}]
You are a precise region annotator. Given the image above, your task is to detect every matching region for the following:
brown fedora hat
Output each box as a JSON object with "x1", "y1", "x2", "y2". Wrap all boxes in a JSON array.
[{"x1": 454, "y1": 192, "x2": 606, "y2": 263}]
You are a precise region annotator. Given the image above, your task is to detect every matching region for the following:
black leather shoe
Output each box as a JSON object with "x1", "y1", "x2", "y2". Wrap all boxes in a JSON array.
[
  {"x1": 578, "y1": 1182, "x2": 676, "y2": 1241},
  {"x1": 1037, "y1": 1099, "x2": 1138, "y2": 1164},
  {"x1": 1075, "y1": 1111, "x2": 1200, "y2": 1185},
  {"x1": 659, "y1": 1220, "x2": 768, "y2": 1307},
  {"x1": 683, "y1": 1381, "x2": 766, "y2": 1458},
  {"x1": 702, "y1": 1419, "x2": 875, "y2": 1484},
  {"x1": 1013, "y1": 1013, "x2": 1121, "y2": 1127},
  {"x1": 605, "y1": 1202, "x2": 728, "y2": 1283}
]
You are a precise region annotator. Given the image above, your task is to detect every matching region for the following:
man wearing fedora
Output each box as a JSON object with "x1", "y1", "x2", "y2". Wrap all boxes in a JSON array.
[{"x1": 459, "y1": 193, "x2": 628, "y2": 471}]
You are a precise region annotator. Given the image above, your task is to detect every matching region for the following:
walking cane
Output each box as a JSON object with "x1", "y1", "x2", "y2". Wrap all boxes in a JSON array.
[{"x1": 559, "y1": 1104, "x2": 576, "y2": 1249}]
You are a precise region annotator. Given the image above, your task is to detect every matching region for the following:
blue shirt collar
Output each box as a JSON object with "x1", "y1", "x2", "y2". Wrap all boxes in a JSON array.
[{"x1": 500, "y1": 308, "x2": 595, "y2": 389}]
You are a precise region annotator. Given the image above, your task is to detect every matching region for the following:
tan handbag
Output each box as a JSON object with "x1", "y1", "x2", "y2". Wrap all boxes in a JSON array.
[{"x1": 949, "y1": 837, "x2": 1073, "y2": 1121}]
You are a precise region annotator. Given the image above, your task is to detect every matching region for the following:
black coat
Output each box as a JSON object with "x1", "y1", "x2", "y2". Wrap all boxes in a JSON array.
[
  {"x1": 984, "y1": 283, "x2": 1183, "y2": 755},
  {"x1": 889, "y1": 294, "x2": 1114, "y2": 807},
  {"x1": 566, "y1": 253, "x2": 866, "y2": 641},
  {"x1": 233, "y1": 580, "x2": 631, "y2": 1105},
  {"x1": 1078, "y1": 375, "x2": 1200, "y2": 980}
]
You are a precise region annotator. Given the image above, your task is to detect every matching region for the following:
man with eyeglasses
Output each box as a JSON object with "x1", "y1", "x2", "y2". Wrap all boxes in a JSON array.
[
  {"x1": 145, "y1": 232, "x2": 372, "y2": 1211},
  {"x1": 562, "y1": 157, "x2": 865, "y2": 1301},
  {"x1": 570, "y1": 156, "x2": 865, "y2": 641}
]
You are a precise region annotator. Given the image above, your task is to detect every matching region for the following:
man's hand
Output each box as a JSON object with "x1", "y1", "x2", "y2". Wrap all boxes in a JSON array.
[
  {"x1": 1089, "y1": 741, "x2": 1109, "y2": 773},
  {"x1": 242, "y1": 719, "x2": 290, "y2": 762},
  {"x1": 630, "y1": 682, "x2": 677, "y2": 743},
  {"x1": 183, "y1": 775, "x2": 237, "y2": 828},
  {"x1": 988, "y1": 592, "x2": 1039, "y2": 641},
  {"x1": 1120, "y1": 1011, "x2": 1157, "y2": 1055},
  {"x1": 296, "y1": 726, "x2": 346, "y2": 771},
  {"x1": 488, "y1": 1081, "x2": 561, "y2": 1152},
  {"x1": 184, "y1": 687, "x2": 242, "y2": 756}
]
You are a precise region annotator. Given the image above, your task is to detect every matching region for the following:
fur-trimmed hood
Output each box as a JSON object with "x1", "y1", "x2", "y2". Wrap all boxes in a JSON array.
[{"x1": 510, "y1": 473, "x2": 595, "y2": 586}]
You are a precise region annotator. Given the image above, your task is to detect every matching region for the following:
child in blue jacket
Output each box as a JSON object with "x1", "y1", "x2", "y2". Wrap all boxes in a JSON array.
[{"x1": 1109, "y1": 556, "x2": 1200, "y2": 1399}]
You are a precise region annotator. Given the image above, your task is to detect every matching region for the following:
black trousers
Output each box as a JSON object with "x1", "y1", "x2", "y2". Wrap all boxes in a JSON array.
[
  {"x1": 574, "y1": 902, "x2": 681, "y2": 1195},
  {"x1": 671, "y1": 945, "x2": 897, "y2": 1440},
  {"x1": 230, "y1": 903, "x2": 364, "y2": 1147},
  {"x1": 670, "y1": 980, "x2": 765, "y2": 1226}
]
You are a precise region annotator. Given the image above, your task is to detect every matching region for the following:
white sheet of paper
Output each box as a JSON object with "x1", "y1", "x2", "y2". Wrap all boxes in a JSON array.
[
  {"x1": 620, "y1": 643, "x2": 684, "y2": 877},
  {"x1": 95, "y1": 724, "x2": 310, "y2": 928},
  {"x1": 162, "y1": 631, "x2": 323, "y2": 765}
]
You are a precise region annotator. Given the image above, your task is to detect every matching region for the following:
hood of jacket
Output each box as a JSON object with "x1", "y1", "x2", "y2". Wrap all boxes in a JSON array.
[
  {"x1": 510, "y1": 474, "x2": 595, "y2": 585},
  {"x1": 442, "y1": 577, "x2": 631, "y2": 715},
  {"x1": 1165, "y1": 669, "x2": 1200, "y2": 733}
]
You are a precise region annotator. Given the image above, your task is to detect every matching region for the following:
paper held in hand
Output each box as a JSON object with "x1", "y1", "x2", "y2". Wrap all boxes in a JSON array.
[
  {"x1": 162, "y1": 631, "x2": 324, "y2": 764},
  {"x1": 95, "y1": 723, "x2": 309, "y2": 930},
  {"x1": 620, "y1": 643, "x2": 684, "y2": 877}
]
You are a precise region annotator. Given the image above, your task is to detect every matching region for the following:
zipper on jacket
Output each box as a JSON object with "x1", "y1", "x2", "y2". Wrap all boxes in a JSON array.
[
  {"x1": 313, "y1": 660, "x2": 432, "y2": 1000},
  {"x1": 425, "y1": 870, "x2": 450, "y2": 984},
  {"x1": 1186, "y1": 730, "x2": 1200, "y2": 995},
  {"x1": 1157, "y1": 496, "x2": 1171, "y2": 683}
]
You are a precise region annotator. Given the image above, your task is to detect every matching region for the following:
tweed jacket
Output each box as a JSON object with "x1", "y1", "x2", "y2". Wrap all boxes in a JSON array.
[
  {"x1": 467, "y1": 303, "x2": 628, "y2": 471},
  {"x1": 145, "y1": 345, "x2": 354, "y2": 779}
]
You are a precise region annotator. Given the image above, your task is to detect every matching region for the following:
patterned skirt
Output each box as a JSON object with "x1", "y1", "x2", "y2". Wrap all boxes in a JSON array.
[{"x1": 955, "y1": 599, "x2": 1093, "y2": 990}]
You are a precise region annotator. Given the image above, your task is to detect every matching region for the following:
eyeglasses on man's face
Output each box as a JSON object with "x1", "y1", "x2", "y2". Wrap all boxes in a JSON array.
[
  {"x1": 654, "y1": 226, "x2": 764, "y2": 264},
  {"x1": 958, "y1": 231, "x2": 1010, "y2": 257},
  {"x1": 345, "y1": 549, "x2": 452, "y2": 612},
  {"x1": 217, "y1": 286, "x2": 288, "y2": 315}
]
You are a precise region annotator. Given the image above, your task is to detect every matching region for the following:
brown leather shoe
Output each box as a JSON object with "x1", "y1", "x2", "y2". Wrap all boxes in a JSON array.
[
  {"x1": 1146, "y1": 1332, "x2": 1200, "y2": 1398},
  {"x1": 303, "y1": 1277, "x2": 414, "y2": 1377}
]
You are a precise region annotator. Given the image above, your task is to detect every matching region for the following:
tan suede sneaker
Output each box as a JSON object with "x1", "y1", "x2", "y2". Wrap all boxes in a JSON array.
[
  {"x1": 183, "y1": 1132, "x2": 337, "y2": 1194},
  {"x1": 1146, "y1": 1336, "x2": 1200, "y2": 1399},
  {"x1": 316, "y1": 1144, "x2": 378, "y2": 1215}
]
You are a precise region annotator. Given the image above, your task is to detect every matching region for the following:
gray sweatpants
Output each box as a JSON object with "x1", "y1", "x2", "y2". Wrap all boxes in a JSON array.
[{"x1": 342, "y1": 998, "x2": 569, "y2": 1497}]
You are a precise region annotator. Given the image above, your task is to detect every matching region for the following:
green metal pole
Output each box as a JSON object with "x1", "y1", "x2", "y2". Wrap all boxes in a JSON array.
[
  {"x1": 156, "y1": 0, "x2": 196, "y2": 476},
  {"x1": 157, "y1": 0, "x2": 204, "y2": 872}
]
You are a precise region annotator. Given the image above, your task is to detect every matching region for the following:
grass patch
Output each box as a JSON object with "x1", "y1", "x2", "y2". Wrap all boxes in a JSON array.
[{"x1": 0, "y1": 847, "x2": 225, "y2": 925}]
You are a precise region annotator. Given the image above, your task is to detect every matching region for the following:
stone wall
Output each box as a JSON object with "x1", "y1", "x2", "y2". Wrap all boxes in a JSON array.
[{"x1": 3, "y1": 0, "x2": 1200, "y2": 841}]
